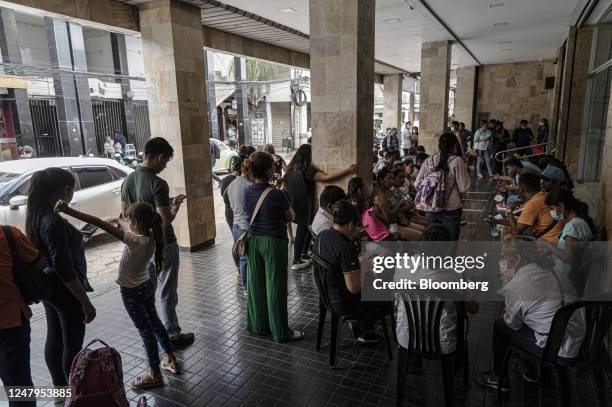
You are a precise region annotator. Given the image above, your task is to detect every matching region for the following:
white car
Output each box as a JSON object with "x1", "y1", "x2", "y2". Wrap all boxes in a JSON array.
[
  {"x1": 0, "y1": 157, "x2": 133, "y2": 233},
  {"x1": 211, "y1": 138, "x2": 239, "y2": 174}
]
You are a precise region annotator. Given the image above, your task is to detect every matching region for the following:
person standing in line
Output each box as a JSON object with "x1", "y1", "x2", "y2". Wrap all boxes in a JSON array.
[
  {"x1": 0, "y1": 225, "x2": 45, "y2": 407},
  {"x1": 414, "y1": 133, "x2": 470, "y2": 241},
  {"x1": 473, "y1": 120, "x2": 495, "y2": 178},
  {"x1": 210, "y1": 139, "x2": 223, "y2": 189},
  {"x1": 221, "y1": 156, "x2": 243, "y2": 273},
  {"x1": 284, "y1": 144, "x2": 356, "y2": 270},
  {"x1": 227, "y1": 156, "x2": 251, "y2": 291},
  {"x1": 121, "y1": 137, "x2": 194, "y2": 350},
  {"x1": 386, "y1": 128, "x2": 401, "y2": 160},
  {"x1": 401, "y1": 122, "x2": 413, "y2": 158},
  {"x1": 512, "y1": 120, "x2": 534, "y2": 149},
  {"x1": 243, "y1": 151, "x2": 304, "y2": 342},
  {"x1": 25, "y1": 168, "x2": 96, "y2": 401},
  {"x1": 264, "y1": 144, "x2": 287, "y2": 186}
]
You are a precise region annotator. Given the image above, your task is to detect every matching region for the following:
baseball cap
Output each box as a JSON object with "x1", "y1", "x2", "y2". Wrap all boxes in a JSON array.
[{"x1": 541, "y1": 165, "x2": 566, "y2": 183}]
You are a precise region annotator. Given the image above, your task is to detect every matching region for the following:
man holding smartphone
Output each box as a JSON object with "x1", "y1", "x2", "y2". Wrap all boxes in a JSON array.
[{"x1": 120, "y1": 137, "x2": 194, "y2": 350}]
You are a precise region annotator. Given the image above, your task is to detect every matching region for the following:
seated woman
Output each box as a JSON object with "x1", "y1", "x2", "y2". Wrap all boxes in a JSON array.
[
  {"x1": 390, "y1": 167, "x2": 428, "y2": 228},
  {"x1": 375, "y1": 167, "x2": 424, "y2": 240},
  {"x1": 313, "y1": 199, "x2": 390, "y2": 343},
  {"x1": 537, "y1": 188, "x2": 595, "y2": 291},
  {"x1": 475, "y1": 240, "x2": 584, "y2": 392},
  {"x1": 348, "y1": 177, "x2": 398, "y2": 242}
]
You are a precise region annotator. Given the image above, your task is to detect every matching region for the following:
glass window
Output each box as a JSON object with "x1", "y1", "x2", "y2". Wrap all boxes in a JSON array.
[
  {"x1": 74, "y1": 167, "x2": 114, "y2": 189},
  {"x1": 594, "y1": 21, "x2": 612, "y2": 69},
  {"x1": 108, "y1": 166, "x2": 128, "y2": 180}
]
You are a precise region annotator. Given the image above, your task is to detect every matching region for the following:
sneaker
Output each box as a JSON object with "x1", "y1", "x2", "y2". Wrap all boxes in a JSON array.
[
  {"x1": 347, "y1": 321, "x2": 361, "y2": 339},
  {"x1": 513, "y1": 360, "x2": 539, "y2": 383},
  {"x1": 474, "y1": 371, "x2": 511, "y2": 392},
  {"x1": 357, "y1": 331, "x2": 381, "y2": 344},
  {"x1": 291, "y1": 259, "x2": 311, "y2": 270},
  {"x1": 496, "y1": 203, "x2": 508, "y2": 212},
  {"x1": 243, "y1": 288, "x2": 247, "y2": 297},
  {"x1": 170, "y1": 333, "x2": 195, "y2": 350}
]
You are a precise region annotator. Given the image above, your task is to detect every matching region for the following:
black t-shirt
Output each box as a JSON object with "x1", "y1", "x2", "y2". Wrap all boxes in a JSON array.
[
  {"x1": 313, "y1": 228, "x2": 360, "y2": 311},
  {"x1": 284, "y1": 165, "x2": 317, "y2": 225},
  {"x1": 513, "y1": 127, "x2": 533, "y2": 148},
  {"x1": 244, "y1": 183, "x2": 290, "y2": 240}
]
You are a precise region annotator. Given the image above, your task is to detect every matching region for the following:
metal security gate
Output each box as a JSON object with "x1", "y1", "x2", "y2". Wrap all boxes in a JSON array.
[
  {"x1": 92, "y1": 98, "x2": 125, "y2": 155},
  {"x1": 132, "y1": 100, "x2": 151, "y2": 152},
  {"x1": 29, "y1": 96, "x2": 63, "y2": 157}
]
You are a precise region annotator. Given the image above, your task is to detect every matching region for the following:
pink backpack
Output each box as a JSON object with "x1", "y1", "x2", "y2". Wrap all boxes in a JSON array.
[{"x1": 65, "y1": 339, "x2": 129, "y2": 407}]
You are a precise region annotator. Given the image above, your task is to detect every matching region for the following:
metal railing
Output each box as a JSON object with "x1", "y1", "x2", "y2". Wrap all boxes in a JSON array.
[{"x1": 493, "y1": 143, "x2": 554, "y2": 175}]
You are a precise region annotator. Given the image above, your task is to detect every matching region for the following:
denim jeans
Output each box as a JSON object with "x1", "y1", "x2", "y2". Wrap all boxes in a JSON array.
[
  {"x1": 476, "y1": 149, "x2": 494, "y2": 177},
  {"x1": 231, "y1": 224, "x2": 248, "y2": 287},
  {"x1": 425, "y1": 208, "x2": 463, "y2": 241},
  {"x1": 120, "y1": 280, "x2": 173, "y2": 368},
  {"x1": 0, "y1": 317, "x2": 35, "y2": 407},
  {"x1": 148, "y1": 241, "x2": 181, "y2": 339}
]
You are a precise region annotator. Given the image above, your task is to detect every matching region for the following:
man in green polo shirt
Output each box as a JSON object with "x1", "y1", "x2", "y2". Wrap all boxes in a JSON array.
[{"x1": 121, "y1": 137, "x2": 194, "y2": 350}]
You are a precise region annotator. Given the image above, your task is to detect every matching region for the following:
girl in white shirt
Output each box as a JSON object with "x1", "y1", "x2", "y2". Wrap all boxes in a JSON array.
[{"x1": 55, "y1": 201, "x2": 181, "y2": 390}]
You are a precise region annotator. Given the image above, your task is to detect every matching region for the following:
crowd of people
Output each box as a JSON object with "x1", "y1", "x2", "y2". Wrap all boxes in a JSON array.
[{"x1": 0, "y1": 113, "x2": 601, "y2": 405}]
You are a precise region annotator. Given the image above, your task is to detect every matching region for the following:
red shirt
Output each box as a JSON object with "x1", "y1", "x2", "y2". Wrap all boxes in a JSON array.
[{"x1": 0, "y1": 226, "x2": 39, "y2": 328}]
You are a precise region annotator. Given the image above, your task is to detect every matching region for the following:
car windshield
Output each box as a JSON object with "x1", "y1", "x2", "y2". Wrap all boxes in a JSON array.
[
  {"x1": 213, "y1": 139, "x2": 228, "y2": 151},
  {"x1": 0, "y1": 172, "x2": 21, "y2": 199}
]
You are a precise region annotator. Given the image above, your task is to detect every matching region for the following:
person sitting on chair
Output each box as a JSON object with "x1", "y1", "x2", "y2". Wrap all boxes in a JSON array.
[
  {"x1": 311, "y1": 186, "x2": 347, "y2": 237},
  {"x1": 475, "y1": 240, "x2": 585, "y2": 392},
  {"x1": 313, "y1": 200, "x2": 390, "y2": 343}
]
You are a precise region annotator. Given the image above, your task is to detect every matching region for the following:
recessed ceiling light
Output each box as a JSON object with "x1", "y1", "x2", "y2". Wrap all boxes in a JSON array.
[
  {"x1": 385, "y1": 18, "x2": 402, "y2": 24},
  {"x1": 494, "y1": 22, "x2": 509, "y2": 27},
  {"x1": 489, "y1": 2, "x2": 504, "y2": 8},
  {"x1": 498, "y1": 40, "x2": 511, "y2": 44},
  {"x1": 278, "y1": 7, "x2": 296, "y2": 13}
]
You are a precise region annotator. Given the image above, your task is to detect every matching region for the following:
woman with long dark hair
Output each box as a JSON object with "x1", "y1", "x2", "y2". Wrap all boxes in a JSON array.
[
  {"x1": 414, "y1": 133, "x2": 470, "y2": 240},
  {"x1": 538, "y1": 188, "x2": 595, "y2": 278},
  {"x1": 25, "y1": 168, "x2": 96, "y2": 395},
  {"x1": 284, "y1": 144, "x2": 355, "y2": 270}
]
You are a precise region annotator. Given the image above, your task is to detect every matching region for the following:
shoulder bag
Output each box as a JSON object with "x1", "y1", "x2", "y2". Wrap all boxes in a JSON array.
[{"x1": 232, "y1": 187, "x2": 273, "y2": 257}]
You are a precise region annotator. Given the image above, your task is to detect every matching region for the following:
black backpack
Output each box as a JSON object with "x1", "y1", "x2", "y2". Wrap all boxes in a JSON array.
[{"x1": 2, "y1": 226, "x2": 53, "y2": 303}]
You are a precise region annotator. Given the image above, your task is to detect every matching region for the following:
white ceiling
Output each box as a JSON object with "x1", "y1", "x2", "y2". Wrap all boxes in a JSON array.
[{"x1": 220, "y1": 0, "x2": 589, "y2": 71}]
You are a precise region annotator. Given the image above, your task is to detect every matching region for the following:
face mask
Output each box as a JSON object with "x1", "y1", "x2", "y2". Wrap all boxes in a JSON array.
[
  {"x1": 521, "y1": 125, "x2": 527, "y2": 129},
  {"x1": 451, "y1": 126, "x2": 455, "y2": 131},
  {"x1": 550, "y1": 208, "x2": 563, "y2": 221}
]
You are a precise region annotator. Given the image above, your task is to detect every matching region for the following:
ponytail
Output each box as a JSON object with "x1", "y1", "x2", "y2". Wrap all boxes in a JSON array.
[{"x1": 151, "y1": 212, "x2": 165, "y2": 275}]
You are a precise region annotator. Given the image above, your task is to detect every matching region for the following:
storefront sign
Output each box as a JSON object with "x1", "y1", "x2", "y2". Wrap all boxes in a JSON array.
[{"x1": 0, "y1": 74, "x2": 27, "y2": 89}]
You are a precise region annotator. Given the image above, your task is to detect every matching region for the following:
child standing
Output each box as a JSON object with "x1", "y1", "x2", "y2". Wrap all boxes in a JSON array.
[{"x1": 54, "y1": 201, "x2": 181, "y2": 390}]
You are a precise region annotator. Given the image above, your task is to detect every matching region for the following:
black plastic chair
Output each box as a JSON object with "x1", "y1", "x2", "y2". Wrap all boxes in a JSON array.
[
  {"x1": 497, "y1": 301, "x2": 612, "y2": 407},
  {"x1": 310, "y1": 252, "x2": 393, "y2": 368},
  {"x1": 395, "y1": 294, "x2": 469, "y2": 407}
]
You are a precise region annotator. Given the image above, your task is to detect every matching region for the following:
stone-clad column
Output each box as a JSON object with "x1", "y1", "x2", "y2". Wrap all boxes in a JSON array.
[
  {"x1": 0, "y1": 8, "x2": 35, "y2": 152},
  {"x1": 383, "y1": 74, "x2": 403, "y2": 130},
  {"x1": 454, "y1": 66, "x2": 477, "y2": 130},
  {"x1": 419, "y1": 40, "x2": 451, "y2": 153},
  {"x1": 140, "y1": 0, "x2": 215, "y2": 250},
  {"x1": 309, "y1": 0, "x2": 375, "y2": 188}
]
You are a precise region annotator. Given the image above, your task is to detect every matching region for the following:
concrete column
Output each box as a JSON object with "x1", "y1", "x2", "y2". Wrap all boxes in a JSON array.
[
  {"x1": 45, "y1": 17, "x2": 97, "y2": 156},
  {"x1": 454, "y1": 66, "x2": 477, "y2": 130},
  {"x1": 234, "y1": 56, "x2": 251, "y2": 146},
  {"x1": 140, "y1": 0, "x2": 216, "y2": 250},
  {"x1": 110, "y1": 32, "x2": 136, "y2": 144},
  {"x1": 309, "y1": 0, "x2": 375, "y2": 187},
  {"x1": 383, "y1": 74, "x2": 403, "y2": 130},
  {"x1": 0, "y1": 8, "x2": 35, "y2": 152},
  {"x1": 419, "y1": 40, "x2": 451, "y2": 152}
]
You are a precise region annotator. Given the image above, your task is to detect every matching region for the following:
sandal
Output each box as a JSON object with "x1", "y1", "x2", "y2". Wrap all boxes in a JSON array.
[
  {"x1": 131, "y1": 372, "x2": 164, "y2": 390},
  {"x1": 161, "y1": 354, "x2": 182, "y2": 374},
  {"x1": 288, "y1": 329, "x2": 305, "y2": 342}
]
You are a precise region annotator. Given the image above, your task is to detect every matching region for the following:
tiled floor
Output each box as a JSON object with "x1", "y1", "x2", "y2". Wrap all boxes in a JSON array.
[{"x1": 14, "y1": 178, "x2": 612, "y2": 406}]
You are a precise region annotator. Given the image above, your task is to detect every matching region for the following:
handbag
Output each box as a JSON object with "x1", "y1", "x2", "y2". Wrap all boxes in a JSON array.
[
  {"x1": 232, "y1": 187, "x2": 273, "y2": 257},
  {"x1": 2, "y1": 225, "x2": 53, "y2": 304}
]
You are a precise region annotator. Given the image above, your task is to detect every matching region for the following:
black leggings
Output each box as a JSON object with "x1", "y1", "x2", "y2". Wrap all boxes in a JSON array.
[
  {"x1": 43, "y1": 280, "x2": 86, "y2": 386},
  {"x1": 293, "y1": 224, "x2": 311, "y2": 262}
]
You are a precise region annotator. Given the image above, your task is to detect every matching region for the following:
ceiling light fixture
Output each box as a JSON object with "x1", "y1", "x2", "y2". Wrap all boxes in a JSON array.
[
  {"x1": 494, "y1": 22, "x2": 509, "y2": 27},
  {"x1": 489, "y1": 2, "x2": 504, "y2": 8},
  {"x1": 278, "y1": 7, "x2": 296, "y2": 14},
  {"x1": 385, "y1": 18, "x2": 402, "y2": 24}
]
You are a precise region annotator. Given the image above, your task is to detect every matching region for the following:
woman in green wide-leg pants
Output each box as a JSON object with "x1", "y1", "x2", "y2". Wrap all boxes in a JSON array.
[{"x1": 245, "y1": 234, "x2": 291, "y2": 342}]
